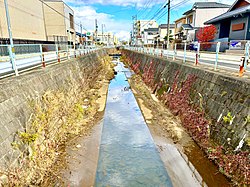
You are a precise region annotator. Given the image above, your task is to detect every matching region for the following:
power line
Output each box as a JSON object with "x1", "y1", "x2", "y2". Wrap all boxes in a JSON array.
[
  {"x1": 156, "y1": 0, "x2": 190, "y2": 21},
  {"x1": 142, "y1": 0, "x2": 167, "y2": 21},
  {"x1": 137, "y1": 0, "x2": 153, "y2": 17},
  {"x1": 141, "y1": 1, "x2": 169, "y2": 28},
  {"x1": 37, "y1": 0, "x2": 88, "y2": 31}
]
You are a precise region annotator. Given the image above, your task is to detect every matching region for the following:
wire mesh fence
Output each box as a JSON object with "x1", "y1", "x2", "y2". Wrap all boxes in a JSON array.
[
  {"x1": 0, "y1": 44, "x2": 98, "y2": 78},
  {"x1": 0, "y1": 45, "x2": 9, "y2": 57},
  {"x1": 15, "y1": 44, "x2": 40, "y2": 55}
]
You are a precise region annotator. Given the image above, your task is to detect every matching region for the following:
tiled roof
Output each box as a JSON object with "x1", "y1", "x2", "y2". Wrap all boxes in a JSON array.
[
  {"x1": 183, "y1": 2, "x2": 230, "y2": 15},
  {"x1": 159, "y1": 24, "x2": 175, "y2": 28},
  {"x1": 182, "y1": 24, "x2": 193, "y2": 30},
  {"x1": 193, "y1": 2, "x2": 231, "y2": 8},
  {"x1": 144, "y1": 28, "x2": 159, "y2": 32},
  {"x1": 205, "y1": 4, "x2": 250, "y2": 24}
]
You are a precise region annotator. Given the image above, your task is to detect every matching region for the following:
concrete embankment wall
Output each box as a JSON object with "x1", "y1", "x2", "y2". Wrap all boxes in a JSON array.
[
  {"x1": 0, "y1": 49, "x2": 110, "y2": 168},
  {"x1": 122, "y1": 50, "x2": 250, "y2": 151}
]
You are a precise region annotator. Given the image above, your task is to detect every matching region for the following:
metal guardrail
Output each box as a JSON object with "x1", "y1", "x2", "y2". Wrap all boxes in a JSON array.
[
  {"x1": 0, "y1": 44, "x2": 99, "y2": 78},
  {"x1": 125, "y1": 41, "x2": 250, "y2": 77}
]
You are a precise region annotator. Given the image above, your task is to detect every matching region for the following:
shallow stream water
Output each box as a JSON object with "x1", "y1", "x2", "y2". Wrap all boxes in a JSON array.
[{"x1": 95, "y1": 61, "x2": 173, "y2": 187}]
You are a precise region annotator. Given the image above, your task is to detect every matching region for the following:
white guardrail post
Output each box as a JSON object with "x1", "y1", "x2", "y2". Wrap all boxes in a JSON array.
[
  {"x1": 7, "y1": 45, "x2": 19, "y2": 75},
  {"x1": 215, "y1": 42, "x2": 221, "y2": 70},
  {"x1": 39, "y1": 44, "x2": 45, "y2": 68},
  {"x1": 67, "y1": 45, "x2": 70, "y2": 59},
  {"x1": 244, "y1": 41, "x2": 250, "y2": 69},
  {"x1": 56, "y1": 44, "x2": 60, "y2": 63},
  {"x1": 173, "y1": 43, "x2": 177, "y2": 60},
  {"x1": 183, "y1": 42, "x2": 187, "y2": 63},
  {"x1": 195, "y1": 43, "x2": 201, "y2": 65}
]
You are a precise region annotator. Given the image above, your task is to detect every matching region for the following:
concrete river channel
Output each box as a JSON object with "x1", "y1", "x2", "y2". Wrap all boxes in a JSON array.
[
  {"x1": 64, "y1": 57, "x2": 231, "y2": 187},
  {"x1": 95, "y1": 60, "x2": 172, "y2": 186}
]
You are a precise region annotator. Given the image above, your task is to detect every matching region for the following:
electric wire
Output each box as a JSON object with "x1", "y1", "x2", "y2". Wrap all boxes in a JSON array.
[{"x1": 37, "y1": 0, "x2": 89, "y2": 31}]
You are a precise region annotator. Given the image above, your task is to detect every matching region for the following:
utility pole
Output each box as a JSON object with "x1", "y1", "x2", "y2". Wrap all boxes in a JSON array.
[
  {"x1": 4, "y1": 0, "x2": 18, "y2": 76},
  {"x1": 95, "y1": 19, "x2": 98, "y2": 45},
  {"x1": 132, "y1": 16, "x2": 134, "y2": 46},
  {"x1": 102, "y1": 24, "x2": 104, "y2": 45},
  {"x1": 166, "y1": 0, "x2": 171, "y2": 49},
  {"x1": 135, "y1": 15, "x2": 137, "y2": 46},
  {"x1": 80, "y1": 23, "x2": 83, "y2": 48},
  {"x1": 132, "y1": 15, "x2": 137, "y2": 46},
  {"x1": 108, "y1": 33, "x2": 110, "y2": 46}
]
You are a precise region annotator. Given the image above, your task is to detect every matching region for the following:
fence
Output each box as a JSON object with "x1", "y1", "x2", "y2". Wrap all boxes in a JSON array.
[
  {"x1": 0, "y1": 44, "x2": 98, "y2": 78},
  {"x1": 126, "y1": 41, "x2": 250, "y2": 76}
]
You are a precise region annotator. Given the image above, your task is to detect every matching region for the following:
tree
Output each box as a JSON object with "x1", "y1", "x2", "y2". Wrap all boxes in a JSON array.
[
  {"x1": 164, "y1": 34, "x2": 174, "y2": 43},
  {"x1": 196, "y1": 25, "x2": 217, "y2": 49}
]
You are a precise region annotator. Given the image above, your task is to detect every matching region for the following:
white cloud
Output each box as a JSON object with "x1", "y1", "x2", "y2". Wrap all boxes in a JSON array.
[
  {"x1": 64, "y1": 0, "x2": 163, "y2": 8},
  {"x1": 72, "y1": 6, "x2": 131, "y2": 41},
  {"x1": 65, "y1": 0, "x2": 236, "y2": 7},
  {"x1": 66, "y1": 0, "x2": 237, "y2": 41}
]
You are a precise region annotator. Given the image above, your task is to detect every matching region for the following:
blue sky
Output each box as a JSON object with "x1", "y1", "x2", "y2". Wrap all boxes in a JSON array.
[{"x1": 64, "y1": 0, "x2": 236, "y2": 41}]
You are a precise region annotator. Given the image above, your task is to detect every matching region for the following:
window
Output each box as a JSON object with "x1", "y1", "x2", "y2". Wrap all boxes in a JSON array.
[{"x1": 69, "y1": 13, "x2": 74, "y2": 29}]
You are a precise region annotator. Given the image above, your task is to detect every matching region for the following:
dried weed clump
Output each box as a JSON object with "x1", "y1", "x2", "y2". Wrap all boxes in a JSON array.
[{"x1": 0, "y1": 55, "x2": 114, "y2": 186}]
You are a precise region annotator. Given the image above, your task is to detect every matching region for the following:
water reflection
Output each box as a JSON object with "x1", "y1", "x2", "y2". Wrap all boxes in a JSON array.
[{"x1": 95, "y1": 60, "x2": 172, "y2": 187}]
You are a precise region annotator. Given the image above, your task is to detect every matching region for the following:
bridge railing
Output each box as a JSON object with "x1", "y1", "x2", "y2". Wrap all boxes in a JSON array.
[
  {"x1": 126, "y1": 41, "x2": 250, "y2": 77},
  {"x1": 0, "y1": 44, "x2": 99, "y2": 78}
]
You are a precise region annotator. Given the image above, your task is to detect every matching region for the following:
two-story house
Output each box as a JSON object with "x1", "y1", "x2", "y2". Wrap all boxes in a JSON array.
[
  {"x1": 159, "y1": 24, "x2": 175, "y2": 42},
  {"x1": 142, "y1": 28, "x2": 159, "y2": 47},
  {"x1": 175, "y1": 2, "x2": 230, "y2": 42}
]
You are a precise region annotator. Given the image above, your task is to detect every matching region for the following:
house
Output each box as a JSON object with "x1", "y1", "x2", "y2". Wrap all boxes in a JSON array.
[
  {"x1": 142, "y1": 28, "x2": 159, "y2": 47},
  {"x1": 175, "y1": 2, "x2": 230, "y2": 42},
  {"x1": 175, "y1": 17, "x2": 188, "y2": 40},
  {"x1": 0, "y1": 0, "x2": 47, "y2": 44},
  {"x1": 133, "y1": 20, "x2": 158, "y2": 46},
  {"x1": 205, "y1": 0, "x2": 250, "y2": 44},
  {"x1": 43, "y1": 0, "x2": 75, "y2": 47},
  {"x1": 159, "y1": 24, "x2": 175, "y2": 42}
]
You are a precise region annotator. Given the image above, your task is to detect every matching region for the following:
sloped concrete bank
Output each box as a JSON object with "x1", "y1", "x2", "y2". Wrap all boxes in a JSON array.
[
  {"x1": 0, "y1": 49, "x2": 113, "y2": 182},
  {"x1": 121, "y1": 49, "x2": 249, "y2": 185}
]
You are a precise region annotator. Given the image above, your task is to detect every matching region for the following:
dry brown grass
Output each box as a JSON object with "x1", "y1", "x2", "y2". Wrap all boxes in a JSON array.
[{"x1": 0, "y1": 55, "x2": 114, "y2": 186}]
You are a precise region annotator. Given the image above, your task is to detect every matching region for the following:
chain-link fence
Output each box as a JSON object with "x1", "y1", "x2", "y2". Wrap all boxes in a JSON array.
[
  {"x1": 14, "y1": 44, "x2": 40, "y2": 55},
  {"x1": 0, "y1": 45, "x2": 9, "y2": 57}
]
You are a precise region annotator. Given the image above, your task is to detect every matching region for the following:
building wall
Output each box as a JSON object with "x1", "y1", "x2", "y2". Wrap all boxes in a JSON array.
[
  {"x1": 213, "y1": 23, "x2": 221, "y2": 39},
  {"x1": 0, "y1": 0, "x2": 46, "y2": 41},
  {"x1": 195, "y1": 8, "x2": 229, "y2": 27},
  {"x1": 229, "y1": 16, "x2": 248, "y2": 40},
  {"x1": 159, "y1": 27, "x2": 175, "y2": 42},
  {"x1": 43, "y1": 1, "x2": 67, "y2": 42},
  {"x1": 175, "y1": 18, "x2": 186, "y2": 33},
  {"x1": 64, "y1": 3, "x2": 75, "y2": 44},
  {"x1": 135, "y1": 20, "x2": 158, "y2": 37}
]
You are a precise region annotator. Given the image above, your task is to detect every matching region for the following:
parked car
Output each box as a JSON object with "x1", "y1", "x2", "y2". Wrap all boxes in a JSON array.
[{"x1": 189, "y1": 42, "x2": 198, "y2": 51}]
